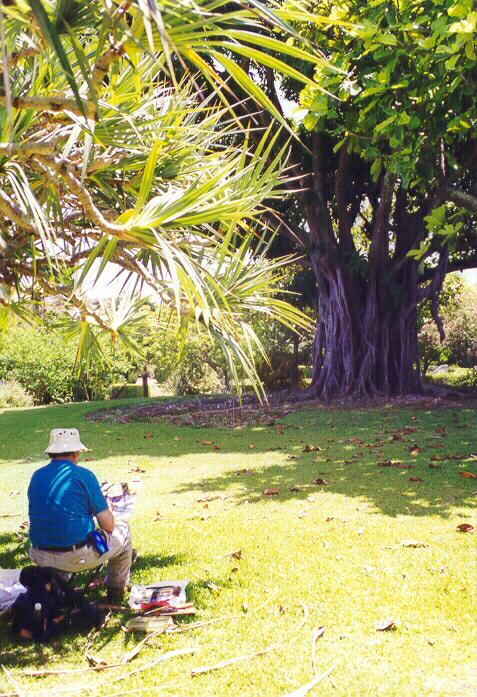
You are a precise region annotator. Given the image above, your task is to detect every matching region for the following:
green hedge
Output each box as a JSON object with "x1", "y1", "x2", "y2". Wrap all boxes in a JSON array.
[{"x1": 426, "y1": 366, "x2": 477, "y2": 389}]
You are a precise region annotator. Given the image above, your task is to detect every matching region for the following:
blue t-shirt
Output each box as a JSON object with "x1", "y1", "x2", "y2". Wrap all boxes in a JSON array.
[{"x1": 28, "y1": 459, "x2": 108, "y2": 548}]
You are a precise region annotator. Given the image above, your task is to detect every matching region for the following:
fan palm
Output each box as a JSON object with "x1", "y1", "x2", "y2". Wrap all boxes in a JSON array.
[{"x1": 0, "y1": 0, "x2": 323, "y2": 397}]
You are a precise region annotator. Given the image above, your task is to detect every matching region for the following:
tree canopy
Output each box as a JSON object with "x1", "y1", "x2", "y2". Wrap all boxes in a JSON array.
[{"x1": 255, "y1": 0, "x2": 477, "y2": 397}]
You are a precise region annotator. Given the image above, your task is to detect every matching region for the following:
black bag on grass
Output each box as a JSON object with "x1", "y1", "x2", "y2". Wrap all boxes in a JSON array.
[{"x1": 11, "y1": 566, "x2": 102, "y2": 642}]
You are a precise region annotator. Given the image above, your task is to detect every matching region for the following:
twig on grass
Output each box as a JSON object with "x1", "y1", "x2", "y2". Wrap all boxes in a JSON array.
[
  {"x1": 1, "y1": 666, "x2": 26, "y2": 697},
  {"x1": 282, "y1": 665, "x2": 336, "y2": 697},
  {"x1": 104, "y1": 647, "x2": 199, "y2": 688},
  {"x1": 23, "y1": 648, "x2": 200, "y2": 696},
  {"x1": 121, "y1": 628, "x2": 165, "y2": 664},
  {"x1": 83, "y1": 611, "x2": 111, "y2": 655},
  {"x1": 311, "y1": 627, "x2": 325, "y2": 672},
  {"x1": 191, "y1": 603, "x2": 309, "y2": 677},
  {"x1": 166, "y1": 587, "x2": 278, "y2": 635},
  {"x1": 24, "y1": 663, "x2": 124, "y2": 678},
  {"x1": 166, "y1": 615, "x2": 239, "y2": 634}
]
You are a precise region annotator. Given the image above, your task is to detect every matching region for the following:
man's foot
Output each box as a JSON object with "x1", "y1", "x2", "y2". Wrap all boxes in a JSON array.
[
  {"x1": 131, "y1": 548, "x2": 139, "y2": 568},
  {"x1": 106, "y1": 586, "x2": 126, "y2": 604}
]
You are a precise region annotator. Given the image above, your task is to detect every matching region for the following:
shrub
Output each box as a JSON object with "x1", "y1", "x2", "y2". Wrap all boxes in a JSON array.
[
  {"x1": 426, "y1": 366, "x2": 477, "y2": 389},
  {"x1": 0, "y1": 380, "x2": 34, "y2": 408},
  {"x1": 419, "y1": 278, "x2": 477, "y2": 371},
  {"x1": 256, "y1": 351, "x2": 304, "y2": 392},
  {"x1": 0, "y1": 326, "x2": 135, "y2": 404},
  {"x1": 169, "y1": 361, "x2": 224, "y2": 396}
]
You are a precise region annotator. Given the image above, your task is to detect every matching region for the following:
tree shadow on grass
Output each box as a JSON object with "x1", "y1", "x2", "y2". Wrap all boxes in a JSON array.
[
  {"x1": 172, "y1": 451, "x2": 477, "y2": 519},
  {"x1": 1, "y1": 402, "x2": 476, "y2": 521}
]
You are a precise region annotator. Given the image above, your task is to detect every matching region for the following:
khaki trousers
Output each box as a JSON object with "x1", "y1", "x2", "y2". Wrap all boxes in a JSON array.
[{"x1": 30, "y1": 521, "x2": 132, "y2": 589}]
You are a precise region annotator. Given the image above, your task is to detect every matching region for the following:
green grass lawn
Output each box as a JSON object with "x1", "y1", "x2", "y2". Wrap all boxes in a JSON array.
[{"x1": 0, "y1": 399, "x2": 476, "y2": 696}]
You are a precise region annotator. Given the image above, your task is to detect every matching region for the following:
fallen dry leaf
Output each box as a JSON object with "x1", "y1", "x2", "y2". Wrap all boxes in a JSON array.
[
  {"x1": 409, "y1": 476, "x2": 423, "y2": 482},
  {"x1": 456, "y1": 523, "x2": 474, "y2": 533},
  {"x1": 435, "y1": 426, "x2": 446, "y2": 434},
  {"x1": 428, "y1": 462, "x2": 442, "y2": 469},
  {"x1": 144, "y1": 432, "x2": 153, "y2": 440},
  {"x1": 128, "y1": 466, "x2": 145, "y2": 474},
  {"x1": 314, "y1": 478, "x2": 329, "y2": 486},
  {"x1": 401, "y1": 540, "x2": 428, "y2": 548},
  {"x1": 289, "y1": 485, "x2": 303, "y2": 492},
  {"x1": 86, "y1": 654, "x2": 108, "y2": 667},
  {"x1": 459, "y1": 471, "x2": 477, "y2": 479},
  {"x1": 9, "y1": 491, "x2": 20, "y2": 497},
  {"x1": 212, "y1": 445, "x2": 221, "y2": 451},
  {"x1": 303, "y1": 444, "x2": 324, "y2": 453},
  {"x1": 248, "y1": 444, "x2": 256, "y2": 449},
  {"x1": 228, "y1": 550, "x2": 242, "y2": 560},
  {"x1": 409, "y1": 446, "x2": 423, "y2": 456},
  {"x1": 431, "y1": 454, "x2": 446, "y2": 462},
  {"x1": 376, "y1": 618, "x2": 396, "y2": 631},
  {"x1": 378, "y1": 460, "x2": 414, "y2": 469},
  {"x1": 263, "y1": 488, "x2": 280, "y2": 496},
  {"x1": 201, "y1": 440, "x2": 214, "y2": 446}
]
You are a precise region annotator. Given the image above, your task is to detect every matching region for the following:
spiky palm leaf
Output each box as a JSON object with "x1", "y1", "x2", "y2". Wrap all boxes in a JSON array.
[{"x1": 0, "y1": 0, "x2": 319, "y2": 397}]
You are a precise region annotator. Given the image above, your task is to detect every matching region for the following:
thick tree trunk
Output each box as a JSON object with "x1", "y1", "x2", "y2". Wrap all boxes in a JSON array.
[{"x1": 307, "y1": 253, "x2": 422, "y2": 399}]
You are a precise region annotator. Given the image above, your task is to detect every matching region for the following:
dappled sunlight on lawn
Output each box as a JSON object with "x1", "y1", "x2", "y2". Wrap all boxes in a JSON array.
[{"x1": 0, "y1": 399, "x2": 476, "y2": 697}]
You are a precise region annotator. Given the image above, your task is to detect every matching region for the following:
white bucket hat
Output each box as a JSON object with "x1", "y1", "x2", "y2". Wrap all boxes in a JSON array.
[{"x1": 45, "y1": 428, "x2": 88, "y2": 454}]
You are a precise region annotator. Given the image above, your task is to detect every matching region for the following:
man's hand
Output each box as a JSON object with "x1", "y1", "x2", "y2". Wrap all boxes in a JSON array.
[{"x1": 97, "y1": 508, "x2": 115, "y2": 533}]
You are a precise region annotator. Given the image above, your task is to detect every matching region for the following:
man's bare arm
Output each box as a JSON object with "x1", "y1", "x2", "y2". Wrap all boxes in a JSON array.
[{"x1": 97, "y1": 508, "x2": 115, "y2": 533}]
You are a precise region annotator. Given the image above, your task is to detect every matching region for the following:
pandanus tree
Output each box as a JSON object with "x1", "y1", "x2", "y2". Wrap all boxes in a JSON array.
[{"x1": 0, "y1": 0, "x2": 330, "y2": 397}]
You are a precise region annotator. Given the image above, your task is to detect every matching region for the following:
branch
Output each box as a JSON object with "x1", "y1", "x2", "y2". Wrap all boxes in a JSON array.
[
  {"x1": 265, "y1": 68, "x2": 284, "y2": 119},
  {"x1": 369, "y1": 172, "x2": 396, "y2": 268},
  {"x1": 0, "y1": 142, "x2": 55, "y2": 156},
  {"x1": 334, "y1": 142, "x2": 356, "y2": 254},
  {"x1": 419, "y1": 254, "x2": 477, "y2": 282},
  {"x1": 34, "y1": 155, "x2": 136, "y2": 241},
  {"x1": 430, "y1": 246, "x2": 448, "y2": 341},
  {"x1": 445, "y1": 186, "x2": 477, "y2": 215},
  {"x1": 8, "y1": 45, "x2": 40, "y2": 65},
  {"x1": 0, "y1": 95, "x2": 96, "y2": 120},
  {"x1": 305, "y1": 133, "x2": 336, "y2": 247},
  {"x1": 0, "y1": 189, "x2": 38, "y2": 235},
  {"x1": 92, "y1": 39, "x2": 126, "y2": 91}
]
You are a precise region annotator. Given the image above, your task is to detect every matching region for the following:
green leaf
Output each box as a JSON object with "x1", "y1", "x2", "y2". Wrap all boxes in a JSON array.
[{"x1": 28, "y1": 0, "x2": 88, "y2": 119}]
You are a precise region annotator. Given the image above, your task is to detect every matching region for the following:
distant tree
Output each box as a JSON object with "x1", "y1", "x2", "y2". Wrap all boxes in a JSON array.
[{"x1": 419, "y1": 276, "x2": 477, "y2": 370}]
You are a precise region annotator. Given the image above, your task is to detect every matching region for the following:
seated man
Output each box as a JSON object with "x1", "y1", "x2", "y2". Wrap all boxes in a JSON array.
[{"x1": 28, "y1": 428, "x2": 133, "y2": 603}]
